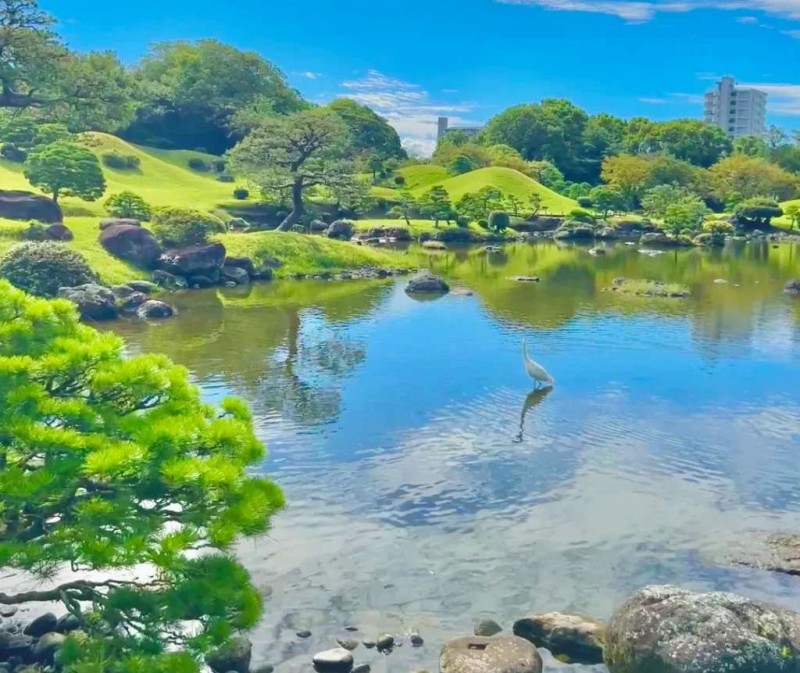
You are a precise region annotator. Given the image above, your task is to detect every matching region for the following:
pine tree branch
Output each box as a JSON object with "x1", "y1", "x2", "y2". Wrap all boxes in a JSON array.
[{"x1": 0, "y1": 578, "x2": 160, "y2": 604}]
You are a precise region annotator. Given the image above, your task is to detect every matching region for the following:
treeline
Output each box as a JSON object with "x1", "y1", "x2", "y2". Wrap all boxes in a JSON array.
[
  {"x1": 0, "y1": 1, "x2": 406, "y2": 159},
  {"x1": 431, "y1": 100, "x2": 800, "y2": 207}
]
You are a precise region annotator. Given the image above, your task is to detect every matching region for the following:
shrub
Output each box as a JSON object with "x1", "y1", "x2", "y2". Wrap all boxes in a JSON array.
[
  {"x1": 733, "y1": 197, "x2": 783, "y2": 227},
  {"x1": 188, "y1": 157, "x2": 211, "y2": 172},
  {"x1": 217, "y1": 174, "x2": 235, "y2": 183},
  {"x1": 151, "y1": 207, "x2": 225, "y2": 247},
  {"x1": 21, "y1": 221, "x2": 48, "y2": 241},
  {"x1": 394, "y1": 175, "x2": 406, "y2": 186},
  {"x1": 569, "y1": 208, "x2": 596, "y2": 223},
  {"x1": 233, "y1": 187, "x2": 250, "y2": 200},
  {"x1": 488, "y1": 210, "x2": 510, "y2": 232},
  {"x1": 212, "y1": 159, "x2": 227, "y2": 173},
  {"x1": 477, "y1": 218, "x2": 488, "y2": 229},
  {"x1": 102, "y1": 152, "x2": 140, "y2": 170},
  {"x1": 0, "y1": 241, "x2": 96, "y2": 297},
  {"x1": 387, "y1": 206, "x2": 403, "y2": 219},
  {"x1": 704, "y1": 220, "x2": 734, "y2": 234},
  {"x1": 105, "y1": 191, "x2": 152, "y2": 221},
  {"x1": 375, "y1": 197, "x2": 388, "y2": 211},
  {"x1": 1, "y1": 144, "x2": 26, "y2": 162},
  {"x1": 577, "y1": 196, "x2": 593, "y2": 209}
]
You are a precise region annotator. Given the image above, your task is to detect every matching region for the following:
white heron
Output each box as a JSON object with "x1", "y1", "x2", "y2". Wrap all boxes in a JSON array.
[{"x1": 522, "y1": 337, "x2": 555, "y2": 389}]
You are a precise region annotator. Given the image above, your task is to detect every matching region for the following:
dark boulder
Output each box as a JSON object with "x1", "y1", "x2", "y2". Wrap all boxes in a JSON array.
[
  {"x1": 605, "y1": 585, "x2": 800, "y2": 673},
  {"x1": 137, "y1": 300, "x2": 175, "y2": 319},
  {"x1": 0, "y1": 190, "x2": 62, "y2": 223},
  {"x1": 118, "y1": 292, "x2": 149, "y2": 312},
  {"x1": 45, "y1": 223, "x2": 73, "y2": 241},
  {"x1": 57, "y1": 285, "x2": 118, "y2": 321},
  {"x1": 326, "y1": 220, "x2": 355, "y2": 240},
  {"x1": 513, "y1": 612, "x2": 605, "y2": 665},
  {"x1": 206, "y1": 636, "x2": 252, "y2": 673},
  {"x1": 405, "y1": 271, "x2": 450, "y2": 295},
  {"x1": 474, "y1": 620, "x2": 503, "y2": 637},
  {"x1": 99, "y1": 218, "x2": 140, "y2": 230},
  {"x1": 23, "y1": 613, "x2": 58, "y2": 638},
  {"x1": 126, "y1": 280, "x2": 159, "y2": 294},
  {"x1": 100, "y1": 225, "x2": 162, "y2": 269},
  {"x1": 152, "y1": 270, "x2": 188, "y2": 290},
  {"x1": 55, "y1": 614, "x2": 81, "y2": 634},
  {"x1": 224, "y1": 256, "x2": 256, "y2": 276},
  {"x1": 785, "y1": 279, "x2": 800, "y2": 296},
  {"x1": 0, "y1": 633, "x2": 34, "y2": 662},
  {"x1": 309, "y1": 219, "x2": 328, "y2": 232},
  {"x1": 357, "y1": 226, "x2": 413, "y2": 242},
  {"x1": 640, "y1": 232, "x2": 692, "y2": 247},
  {"x1": 160, "y1": 243, "x2": 226, "y2": 277},
  {"x1": 222, "y1": 266, "x2": 250, "y2": 285},
  {"x1": 112, "y1": 284, "x2": 136, "y2": 298}
]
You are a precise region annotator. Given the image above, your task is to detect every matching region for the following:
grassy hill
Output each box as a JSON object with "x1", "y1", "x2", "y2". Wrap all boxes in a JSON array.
[
  {"x1": 411, "y1": 167, "x2": 577, "y2": 215},
  {"x1": 397, "y1": 164, "x2": 450, "y2": 190}
]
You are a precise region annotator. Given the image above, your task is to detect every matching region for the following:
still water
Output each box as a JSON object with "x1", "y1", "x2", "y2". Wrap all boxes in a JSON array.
[{"x1": 111, "y1": 240, "x2": 800, "y2": 672}]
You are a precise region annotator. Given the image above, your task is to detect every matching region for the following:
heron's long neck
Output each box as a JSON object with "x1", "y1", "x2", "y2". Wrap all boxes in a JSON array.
[{"x1": 522, "y1": 337, "x2": 528, "y2": 358}]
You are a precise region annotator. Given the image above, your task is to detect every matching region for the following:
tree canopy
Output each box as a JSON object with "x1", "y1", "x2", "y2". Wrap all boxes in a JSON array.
[
  {"x1": 0, "y1": 280, "x2": 285, "y2": 673},
  {"x1": 328, "y1": 98, "x2": 405, "y2": 160},
  {"x1": 24, "y1": 140, "x2": 106, "y2": 202}
]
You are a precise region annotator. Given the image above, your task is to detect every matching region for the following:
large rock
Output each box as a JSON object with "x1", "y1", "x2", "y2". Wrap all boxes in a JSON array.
[
  {"x1": 474, "y1": 620, "x2": 503, "y2": 637},
  {"x1": 356, "y1": 226, "x2": 413, "y2": 242},
  {"x1": 32, "y1": 632, "x2": 65, "y2": 663},
  {"x1": 605, "y1": 585, "x2": 800, "y2": 673},
  {"x1": 118, "y1": 292, "x2": 149, "y2": 312},
  {"x1": 222, "y1": 265, "x2": 250, "y2": 285},
  {"x1": 99, "y1": 218, "x2": 140, "y2": 230},
  {"x1": 126, "y1": 280, "x2": 159, "y2": 294},
  {"x1": 326, "y1": 220, "x2": 355, "y2": 240},
  {"x1": 55, "y1": 613, "x2": 80, "y2": 633},
  {"x1": 224, "y1": 256, "x2": 256, "y2": 277},
  {"x1": 159, "y1": 243, "x2": 226, "y2": 277},
  {"x1": 440, "y1": 636, "x2": 542, "y2": 673},
  {"x1": 312, "y1": 648, "x2": 354, "y2": 673},
  {"x1": 639, "y1": 232, "x2": 692, "y2": 247},
  {"x1": 405, "y1": 271, "x2": 450, "y2": 295},
  {"x1": 554, "y1": 225, "x2": 594, "y2": 240},
  {"x1": 206, "y1": 636, "x2": 252, "y2": 673},
  {"x1": 23, "y1": 613, "x2": 58, "y2": 638},
  {"x1": 137, "y1": 300, "x2": 175, "y2": 319},
  {"x1": 0, "y1": 190, "x2": 62, "y2": 223},
  {"x1": 785, "y1": 279, "x2": 800, "y2": 296},
  {"x1": 513, "y1": 612, "x2": 604, "y2": 665},
  {"x1": 45, "y1": 223, "x2": 73, "y2": 241},
  {"x1": 57, "y1": 285, "x2": 118, "y2": 321},
  {"x1": 0, "y1": 633, "x2": 34, "y2": 662},
  {"x1": 693, "y1": 232, "x2": 725, "y2": 247},
  {"x1": 100, "y1": 224, "x2": 162, "y2": 269}
]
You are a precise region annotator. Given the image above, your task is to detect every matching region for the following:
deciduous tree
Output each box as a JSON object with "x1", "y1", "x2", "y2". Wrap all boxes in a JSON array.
[
  {"x1": 24, "y1": 141, "x2": 106, "y2": 203},
  {"x1": 601, "y1": 154, "x2": 651, "y2": 209}
]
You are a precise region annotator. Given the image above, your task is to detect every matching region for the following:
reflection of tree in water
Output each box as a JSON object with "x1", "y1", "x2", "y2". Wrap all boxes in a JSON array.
[{"x1": 111, "y1": 281, "x2": 388, "y2": 427}]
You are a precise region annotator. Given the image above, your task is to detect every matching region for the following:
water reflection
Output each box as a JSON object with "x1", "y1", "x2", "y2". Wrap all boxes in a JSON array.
[
  {"x1": 514, "y1": 388, "x2": 553, "y2": 443},
  {"x1": 108, "y1": 241, "x2": 800, "y2": 673}
]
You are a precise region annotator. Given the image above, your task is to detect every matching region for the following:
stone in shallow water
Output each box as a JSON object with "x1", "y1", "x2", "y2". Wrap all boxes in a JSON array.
[
  {"x1": 473, "y1": 620, "x2": 503, "y2": 637},
  {"x1": 605, "y1": 585, "x2": 800, "y2": 673},
  {"x1": 440, "y1": 636, "x2": 542, "y2": 673},
  {"x1": 513, "y1": 612, "x2": 604, "y2": 665},
  {"x1": 410, "y1": 632, "x2": 424, "y2": 647},
  {"x1": 335, "y1": 638, "x2": 358, "y2": 651},
  {"x1": 352, "y1": 665, "x2": 370, "y2": 673},
  {"x1": 312, "y1": 648, "x2": 353, "y2": 673},
  {"x1": 296, "y1": 630, "x2": 312, "y2": 639},
  {"x1": 376, "y1": 634, "x2": 395, "y2": 652},
  {"x1": 362, "y1": 640, "x2": 376, "y2": 649}
]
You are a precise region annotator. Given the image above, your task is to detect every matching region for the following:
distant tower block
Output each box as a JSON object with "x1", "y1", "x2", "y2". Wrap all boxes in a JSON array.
[{"x1": 437, "y1": 117, "x2": 449, "y2": 142}]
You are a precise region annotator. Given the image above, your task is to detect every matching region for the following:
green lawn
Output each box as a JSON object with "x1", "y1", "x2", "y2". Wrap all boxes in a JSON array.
[
  {"x1": 777, "y1": 199, "x2": 799, "y2": 230},
  {"x1": 220, "y1": 231, "x2": 414, "y2": 277},
  {"x1": 411, "y1": 167, "x2": 577, "y2": 215}
]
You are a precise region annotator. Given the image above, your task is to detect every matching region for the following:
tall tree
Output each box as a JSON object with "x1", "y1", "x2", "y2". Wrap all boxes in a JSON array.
[
  {"x1": 419, "y1": 186, "x2": 453, "y2": 226},
  {"x1": 126, "y1": 40, "x2": 305, "y2": 152},
  {"x1": 0, "y1": 280, "x2": 285, "y2": 673},
  {"x1": 709, "y1": 154, "x2": 799, "y2": 203},
  {"x1": 328, "y1": 98, "x2": 405, "y2": 160},
  {"x1": 601, "y1": 154, "x2": 651, "y2": 209},
  {"x1": 228, "y1": 109, "x2": 356, "y2": 231}
]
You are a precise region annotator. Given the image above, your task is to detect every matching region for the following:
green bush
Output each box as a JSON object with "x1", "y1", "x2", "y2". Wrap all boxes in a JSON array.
[
  {"x1": 212, "y1": 159, "x2": 227, "y2": 173},
  {"x1": 188, "y1": 157, "x2": 211, "y2": 172},
  {"x1": 569, "y1": 208, "x2": 596, "y2": 223},
  {"x1": 704, "y1": 220, "x2": 734, "y2": 234},
  {"x1": 20, "y1": 221, "x2": 48, "y2": 241},
  {"x1": 488, "y1": 210, "x2": 510, "y2": 232},
  {"x1": 387, "y1": 206, "x2": 403, "y2": 219},
  {"x1": 577, "y1": 196, "x2": 593, "y2": 209},
  {"x1": 0, "y1": 242, "x2": 96, "y2": 297},
  {"x1": 151, "y1": 207, "x2": 225, "y2": 247},
  {"x1": 1, "y1": 144, "x2": 26, "y2": 162},
  {"x1": 217, "y1": 174, "x2": 235, "y2": 183},
  {"x1": 102, "y1": 152, "x2": 140, "y2": 170},
  {"x1": 734, "y1": 198, "x2": 783, "y2": 227},
  {"x1": 233, "y1": 187, "x2": 250, "y2": 200},
  {"x1": 394, "y1": 175, "x2": 406, "y2": 186},
  {"x1": 105, "y1": 191, "x2": 152, "y2": 221}
]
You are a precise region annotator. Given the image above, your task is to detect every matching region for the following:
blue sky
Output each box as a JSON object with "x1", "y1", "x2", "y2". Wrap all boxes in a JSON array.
[{"x1": 45, "y1": 0, "x2": 800, "y2": 155}]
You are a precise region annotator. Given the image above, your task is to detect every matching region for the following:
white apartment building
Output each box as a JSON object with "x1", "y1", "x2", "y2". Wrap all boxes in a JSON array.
[
  {"x1": 704, "y1": 77, "x2": 767, "y2": 138},
  {"x1": 437, "y1": 117, "x2": 484, "y2": 142}
]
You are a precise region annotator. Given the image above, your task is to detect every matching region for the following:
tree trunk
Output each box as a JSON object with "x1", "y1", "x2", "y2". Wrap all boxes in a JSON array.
[
  {"x1": 52, "y1": 190, "x2": 60, "y2": 204},
  {"x1": 277, "y1": 179, "x2": 304, "y2": 232}
]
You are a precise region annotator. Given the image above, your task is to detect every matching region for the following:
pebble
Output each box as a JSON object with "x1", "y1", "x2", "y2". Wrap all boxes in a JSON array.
[
  {"x1": 410, "y1": 633, "x2": 424, "y2": 647},
  {"x1": 312, "y1": 648, "x2": 353, "y2": 673},
  {"x1": 376, "y1": 634, "x2": 395, "y2": 652},
  {"x1": 0, "y1": 606, "x2": 18, "y2": 617},
  {"x1": 344, "y1": 626, "x2": 359, "y2": 632},
  {"x1": 352, "y1": 666, "x2": 371, "y2": 673},
  {"x1": 336, "y1": 638, "x2": 359, "y2": 651},
  {"x1": 362, "y1": 641, "x2": 376, "y2": 649},
  {"x1": 297, "y1": 630, "x2": 312, "y2": 639},
  {"x1": 252, "y1": 665, "x2": 274, "y2": 673}
]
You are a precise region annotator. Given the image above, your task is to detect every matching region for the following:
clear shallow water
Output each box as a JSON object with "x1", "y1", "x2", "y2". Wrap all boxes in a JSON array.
[{"x1": 110, "y1": 240, "x2": 800, "y2": 672}]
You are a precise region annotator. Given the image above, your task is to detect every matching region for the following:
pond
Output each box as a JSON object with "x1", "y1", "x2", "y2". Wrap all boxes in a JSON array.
[{"x1": 110, "y1": 240, "x2": 800, "y2": 672}]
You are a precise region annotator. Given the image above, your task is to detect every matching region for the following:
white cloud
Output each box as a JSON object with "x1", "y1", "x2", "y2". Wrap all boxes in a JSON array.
[
  {"x1": 295, "y1": 71, "x2": 323, "y2": 80},
  {"x1": 497, "y1": 0, "x2": 800, "y2": 22},
  {"x1": 784, "y1": 28, "x2": 800, "y2": 36},
  {"x1": 639, "y1": 97, "x2": 669, "y2": 104},
  {"x1": 338, "y1": 70, "x2": 476, "y2": 157},
  {"x1": 737, "y1": 15, "x2": 759, "y2": 22},
  {"x1": 638, "y1": 92, "x2": 704, "y2": 105},
  {"x1": 742, "y1": 82, "x2": 800, "y2": 115}
]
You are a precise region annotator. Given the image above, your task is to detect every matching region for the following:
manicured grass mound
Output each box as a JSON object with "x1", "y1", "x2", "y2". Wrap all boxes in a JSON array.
[
  {"x1": 411, "y1": 167, "x2": 577, "y2": 215},
  {"x1": 220, "y1": 231, "x2": 414, "y2": 277},
  {"x1": 396, "y1": 165, "x2": 450, "y2": 190}
]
